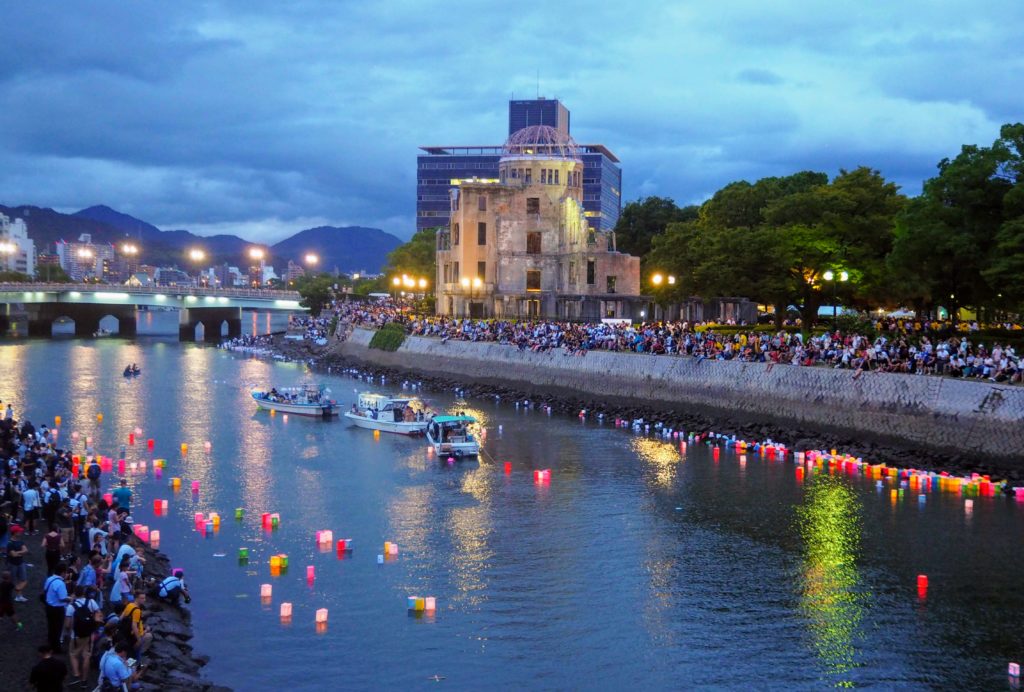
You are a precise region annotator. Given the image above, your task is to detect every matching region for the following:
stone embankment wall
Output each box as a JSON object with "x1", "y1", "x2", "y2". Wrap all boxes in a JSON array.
[{"x1": 339, "y1": 328, "x2": 1024, "y2": 460}]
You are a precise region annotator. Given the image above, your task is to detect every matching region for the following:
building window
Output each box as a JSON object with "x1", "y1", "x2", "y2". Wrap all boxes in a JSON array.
[
  {"x1": 443, "y1": 263, "x2": 451, "y2": 283},
  {"x1": 477, "y1": 222, "x2": 486, "y2": 245},
  {"x1": 526, "y1": 197, "x2": 540, "y2": 214},
  {"x1": 526, "y1": 231, "x2": 542, "y2": 255},
  {"x1": 606, "y1": 276, "x2": 616, "y2": 294},
  {"x1": 553, "y1": 170, "x2": 559, "y2": 185},
  {"x1": 587, "y1": 260, "x2": 595, "y2": 285},
  {"x1": 569, "y1": 261, "x2": 577, "y2": 284},
  {"x1": 477, "y1": 261, "x2": 486, "y2": 281},
  {"x1": 526, "y1": 270, "x2": 541, "y2": 292},
  {"x1": 453, "y1": 223, "x2": 460, "y2": 245},
  {"x1": 524, "y1": 169, "x2": 532, "y2": 184},
  {"x1": 478, "y1": 196, "x2": 486, "y2": 212},
  {"x1": 452, "y1": 262, "x2": 460, "y2": 282}
]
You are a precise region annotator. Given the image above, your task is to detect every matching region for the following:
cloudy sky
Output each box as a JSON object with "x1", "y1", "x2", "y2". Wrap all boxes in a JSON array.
[{"x1": 0, "y1": 1, "x2": 1019, "y2": 241}]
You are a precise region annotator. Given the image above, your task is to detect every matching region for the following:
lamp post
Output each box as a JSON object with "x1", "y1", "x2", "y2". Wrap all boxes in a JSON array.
[
  {"x1": 0, "y1": 241, "x2": 15, "y2": 274},
  {"x1": 822, "y1": 270, "x2": 849, "y2": 330},
  {"x1": 304, "y1": 253, "x2": 319, "y2": 269},
  {"x1": 77, "y1": 247, "x2": 95, "y2": 281},
  {"x1": 248, "y1": 247, "x2": 266, "y2": 288},
  {"x1": 188, "y1": 248, "x2": 207, "y2": 286},
  {"x1": 121, "y1": 243, "x2": 139, "y2": 281},
  {"x1": 649, "y1": 272, "x2": 676, "y2": 321}
]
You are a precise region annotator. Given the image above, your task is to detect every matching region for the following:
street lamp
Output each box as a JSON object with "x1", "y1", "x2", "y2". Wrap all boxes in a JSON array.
[
  {"x1": 821, "y1": 270, "x2": 849, "y2": 329},
  {"x1": 0, "y1": 241, "x2": 14, "y2": 273},
  {"x1": 248, "y1": 247, "x2": 266, "y2": 288},
  {"x1": 304, "y1": 253, "x2": 319, "y2": 267}
]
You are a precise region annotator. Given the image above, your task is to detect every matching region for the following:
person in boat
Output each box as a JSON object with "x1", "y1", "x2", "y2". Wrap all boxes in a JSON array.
[
  {"x1": 123, "y1": 366, "x2": 131, "y2": 377},
  {"x1": 131, "y1": 364, "x2": 140, "y2": 374}
]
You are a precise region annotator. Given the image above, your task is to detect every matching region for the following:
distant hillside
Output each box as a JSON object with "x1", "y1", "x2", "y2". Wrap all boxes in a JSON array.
[
  {"x1": 272, "y1": 226, "x2": 402, "y2": 273},
  {"x1": 0, "y1": 203, "x2": 403, "y2": 273}
]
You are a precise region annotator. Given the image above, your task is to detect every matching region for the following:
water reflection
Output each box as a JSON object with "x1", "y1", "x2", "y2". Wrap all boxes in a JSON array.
[
  {"x1": 631, "y1": 438, "x2": 681, "y2": 488},
  {"x1": 798, "y1": 474, "x2": 866, "y2": 685}
]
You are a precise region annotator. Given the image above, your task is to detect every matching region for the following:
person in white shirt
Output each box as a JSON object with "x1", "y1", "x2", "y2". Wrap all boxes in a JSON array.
[{"x1": 64, "y1": 584, "x2": 101, "y2": 684}]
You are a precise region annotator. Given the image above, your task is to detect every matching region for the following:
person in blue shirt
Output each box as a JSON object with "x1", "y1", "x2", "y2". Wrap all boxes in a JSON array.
[
  {"x1": 41, "y1": 563, "x2": 70, "y2": 653},
  {"x1": 111, "y1": 479, "x2": 132, "y2": 512},
  {"x1": 158, "y1": 569, "x2": 190, "y2": 606},
  {"x1": 99, "y1": 641, "x2": 144, "y2": 690}
]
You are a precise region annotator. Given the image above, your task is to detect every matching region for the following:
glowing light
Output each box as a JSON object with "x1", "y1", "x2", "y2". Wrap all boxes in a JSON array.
[
  {"x1": 651, "y1": 273, "x2": 663, "y2": 286},
  {"x1": 304, "y1": 253, "x2": 319, "y2": 265},
  {"x1": 189, "y1": 248, "x2": 206, "y2": 262},
  {"x1": 274, "y1": 300, "x2": 301, "y2": 308},
  {"x1": 418, "y1": 278, "x2": 428, "y2": 289},
  {"x1": 823, "y1": 270, "x2": 834, "y2": 281},
  {"x1": 94, "y1": 292, "x2": 130, "y2": 300},
  {"x1": 248, "y1": 247, "x2": 266, "y2": 260},
  {"x1": 472, "y1": 277, "x2": 482, "y2": 288}
]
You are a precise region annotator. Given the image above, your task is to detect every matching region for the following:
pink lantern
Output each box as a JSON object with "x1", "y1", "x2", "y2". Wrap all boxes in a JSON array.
[
  {"x1": 280, "y1": 602, "x2": 292, "y2": 619},
  {"x1": 260, "y1": 584, "x2": 272, "y2": 599}
]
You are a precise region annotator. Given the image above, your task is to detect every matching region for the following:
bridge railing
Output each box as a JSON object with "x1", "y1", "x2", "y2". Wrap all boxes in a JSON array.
[{"x1": 0, "y1": 283, "x2": 302, "y2": 300}]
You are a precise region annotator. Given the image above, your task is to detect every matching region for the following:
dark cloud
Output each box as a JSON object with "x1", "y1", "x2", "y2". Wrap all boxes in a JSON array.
[{"x1": 0, "y1": 1, "x2": 1019, "y2": 241}]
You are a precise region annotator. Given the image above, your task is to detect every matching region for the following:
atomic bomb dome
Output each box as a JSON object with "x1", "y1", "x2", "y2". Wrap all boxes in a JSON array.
[{"x1": 502, "y1": 125, "x2": 581, "y2": 161}]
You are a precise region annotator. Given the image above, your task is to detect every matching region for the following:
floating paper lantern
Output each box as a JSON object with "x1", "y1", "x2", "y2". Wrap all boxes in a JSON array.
[
  {"x1": 280, "y1": 603, "x2": 292, "y2": 619},
  {"x1": 191, "y1": 481, "x2": 200, "y2": 493},
  {"x1": 103, "y1": 493, "x2": 113, "y2": 505},
  {"x1": 917, "y1": 574, "x2": 928, "y2": 590},
  {"x1": 154, "y1": 499, "x2": 162, "y2": 513},
  {"x1": 72, "y1": 431, "x2": 80, "y2": 440},
  {"x1": 425, "y1": 597, "x2": 436, "y2": 611},
  {"x1": 315, "y1": 608, "x2": 328, "y2": 624},
  {"x1": 210, "y1": 513, "x2": 220, "y2": 527},
  {"x1": 965, "y1": 499, "x2": 974, "y2": 512},
  {"x1": 204, "y1": 441, "x2": 212, "y2": 451},
  {"x1": 181, "y1": 443, "x2": 188, "y2": 454},
  {"x1": 204, "y1": 521, "x2": 214, "y2": 535},
  {"x1": 271, "y1": 513, "x2": 280, "y2": 528},
  {"x1": 128, "y1": 433, "x2": 135, "y2": 446},
  {"x1": 194, "y1": 513, "x2": 204, "y2": 526},
  {"x1": 117, "y1": 459, "x2": 126, "y2": 474},
  {"x1": 407, "y1": 596, "x2": 417, "y2": 610},
  {"x1": 261, "y1": 513, "x2": 271, "y2": 529},
  {"x1": 270, "y1": 556, "x2": 281, "y2": 569},
  {"x1": 172, "y1": 477, "x2": 181, "y2": 489},
  {"x1": 134, "y1": 427, "x2": 142, "y2": 436},
  {"x1": 129, "y1": 462, "x2": 137, "y2": 472},
  {"x1": 235, "y1": 508, "x2": 244, "y2": 520},
  {"x1": 373, "y1": 429, "x2": 380, "y2": 439},
  {"x1": 504, "y1": 462, "x2": 511, "y2": 474},
  {"x1": 260, "y1": 584, "x2": 272, "y2": 599},
  {"x1": 97, "y1": 413, "x2": 103, "y2": 422},
  {"x1": 238, "y1": 547, "x2": 249, "y2": 560},
  {"x1": 135, "y1": 526, "x2": 149, "y2": 542},
  {"x1": 317, "y1": 530, "x2": 333, "y2": 545},
  {"x1": 283, "y1": 414, "x2": 288, "y2": 422},
  {"x1": 147, "y1": 439, "x2": 155, "y2": 450},
  {"x1": 55, "y1": 415, "x2": 61, "y2": 427},
  {"x1": 1010, "y1": 663, "x2": 1020, "y2": 677},
  {"x1": 377, "y1": 554, "x2": 384, "y2": 564},
  {"x1": 149, "y1": 530, "x2": 160, "y2": 546},
  {"x1": 306, "y1": 565, "x2": 315, "y2": 581}
]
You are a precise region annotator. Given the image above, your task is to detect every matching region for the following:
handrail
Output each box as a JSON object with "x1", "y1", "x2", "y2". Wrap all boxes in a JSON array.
[{"x1": 0, "y1": 283, "x2": 301, "y2": 300}]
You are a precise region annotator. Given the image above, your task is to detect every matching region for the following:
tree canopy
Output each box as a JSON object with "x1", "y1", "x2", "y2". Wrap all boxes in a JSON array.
[{"x1": 383, "y1": 227, "x2": 437, "y2": 286}]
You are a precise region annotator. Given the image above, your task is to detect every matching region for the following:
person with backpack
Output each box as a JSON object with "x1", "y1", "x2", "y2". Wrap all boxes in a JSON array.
[
  {"x1": 65, "y1": 584, "x2": 101, "y2": 686},
  {"x1": 118, "y1": 590, "x2": 152, "y2": 658},
  {"x1": 41, "y1": 482, "x2": 62, "y2": 531},
  {"x1": 85, "y1": 461, "x2": 101, "y2": 498}
]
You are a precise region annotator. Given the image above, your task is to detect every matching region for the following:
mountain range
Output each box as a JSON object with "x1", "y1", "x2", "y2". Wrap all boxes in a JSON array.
[{"x1": 0, "y1": 203, "x2": 403, "y2": 274}]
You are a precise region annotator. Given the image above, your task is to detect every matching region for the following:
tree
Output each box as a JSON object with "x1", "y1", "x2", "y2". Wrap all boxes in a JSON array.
[
  {"x1": 0, "y1": 271, "x2": 33, "y2": 282},
  {"x1": 293, "y1": 273, "x2": 335, "y2": 316},
  {"x1": 614, "y1": 196, "x2": 697, "y2": 258},
  {"x1": 383, "y1": 227, "x2": 438, "y2": 286},
  {"x1": 890, "y1": 133, "x2": 1016, "y2": 321}
]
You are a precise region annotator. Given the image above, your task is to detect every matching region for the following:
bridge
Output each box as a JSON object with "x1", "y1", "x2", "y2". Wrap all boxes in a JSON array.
[{"x1": 0, "y1": 283, "x2": 306, "y2": 341}]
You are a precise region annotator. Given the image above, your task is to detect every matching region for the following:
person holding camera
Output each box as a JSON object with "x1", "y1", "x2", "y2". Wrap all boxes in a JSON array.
[
  {"x1": 97, "y1": 641, "x2": 144, "y2": 691},
  {"x1": 157, "y1": 569, "x2": 190, "y2": 606}
]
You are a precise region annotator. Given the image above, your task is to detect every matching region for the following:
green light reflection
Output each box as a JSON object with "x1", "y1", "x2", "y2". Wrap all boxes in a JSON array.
[{"x1": 797, "y1": 474, "x2": 866, "y2": 686}]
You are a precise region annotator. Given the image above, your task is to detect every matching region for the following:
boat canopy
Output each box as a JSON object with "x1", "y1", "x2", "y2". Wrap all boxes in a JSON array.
[{"x1": 433, "y1": 415, "x2": 477, "y2": 424}]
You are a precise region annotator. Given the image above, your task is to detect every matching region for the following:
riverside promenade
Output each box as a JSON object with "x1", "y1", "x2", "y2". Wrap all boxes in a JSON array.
[{"x1": 331, "y1": 327, "x2": 1024, "y2": 462}]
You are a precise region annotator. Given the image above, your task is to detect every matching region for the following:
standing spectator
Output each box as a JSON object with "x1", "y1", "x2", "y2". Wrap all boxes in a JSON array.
[
  {"x1": 41, "y1": 562, "x2": 70, "y2": 653},
  {"x1": 22, "y1": 481, "x2": 41, "y2": 534},
  {"x1": 0, "y1": 569, "x2": 23, "y2": 630},
  {"x1": 28, "y1": 645, "x2": 67, "y2": 692},
  {"x1": 65, "y1": 584, "x2": 102, "y2": 686},
  {"x1": 6, "y1": 523, "x2": 29, "y2": 602}
]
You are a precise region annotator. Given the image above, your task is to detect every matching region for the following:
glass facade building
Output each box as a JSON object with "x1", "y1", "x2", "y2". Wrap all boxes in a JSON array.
[{"x1": 417, "y1": 99, "x2": 621, "y2": 233}]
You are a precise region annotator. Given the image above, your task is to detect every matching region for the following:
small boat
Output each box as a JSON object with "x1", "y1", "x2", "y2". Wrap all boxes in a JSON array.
[
  {"x1": 426, "y1": 415, "x2": 480, "y2": 457},
  {"x1": 251, "y1": 384, "x2": 338, "y2": 418},
  {"x1": 93, "y1": 328, "x2": 113, "y2": 338},
  {"x1": 122, "y1": 366, "x2": 141, "y2": 377},
  {"x1": 344, "y1": 393, "x2": 429, "y2": 435}
]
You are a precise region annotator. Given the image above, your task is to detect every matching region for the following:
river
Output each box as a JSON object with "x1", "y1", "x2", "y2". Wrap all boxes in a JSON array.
[{"x1": 1, "y1": 334, "x2": 1022, "y2": 690}]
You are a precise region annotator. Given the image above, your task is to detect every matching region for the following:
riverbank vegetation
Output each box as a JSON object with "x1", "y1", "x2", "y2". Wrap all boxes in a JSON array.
[{"x1": 620, "y1": 123, "x2": 1024, "y2": 326}]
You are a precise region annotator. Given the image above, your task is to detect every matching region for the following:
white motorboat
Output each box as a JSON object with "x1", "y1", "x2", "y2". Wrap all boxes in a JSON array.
[
  {"x1": 426, "y1": 415, "x2": 480, "y2": 457},
  {"x1": 251, "y1": 384, "x2": 338, "y2": 417},
  {"x1": 344, "y1": 392, "x2": 428, "y2": 435}
]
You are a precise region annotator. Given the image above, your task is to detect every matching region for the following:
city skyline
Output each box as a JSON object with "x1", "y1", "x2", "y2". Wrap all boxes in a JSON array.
[{"x1": 0, "y1": 1, "x2": 1019, "y2": 242}]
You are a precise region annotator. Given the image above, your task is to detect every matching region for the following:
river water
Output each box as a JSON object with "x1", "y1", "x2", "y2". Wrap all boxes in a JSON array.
[{"x1": 2, "y1": 333, "x2": 1023, "y2": 690}]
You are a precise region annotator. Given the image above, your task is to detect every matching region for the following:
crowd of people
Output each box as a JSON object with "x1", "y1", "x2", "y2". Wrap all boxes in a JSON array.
[
  {"x1": 1, "y1": 402, "x2": 190, "y2": 690},
  {"x1": 317, "y1": 296, "x2": 1024, "y2": 383},
  {"x1": 285, "y1": 315, "x2": 331, "y2": 344}
]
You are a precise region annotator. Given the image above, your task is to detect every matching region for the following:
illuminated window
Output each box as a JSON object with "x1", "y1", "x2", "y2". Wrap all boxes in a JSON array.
[
  {"x1": 527, "y1": 232, "x2": 541, "y2": 255},
  {"x1": 526, "y1": 270, "x2": 541, "y2": 292},
  {"x1": 477, "y1": 222, "x2": 486, "y2": 245},
  {"x1": 478, "y1": 196, "x2": 486, "y2": 212},
  {"x1": 606, "y1": 276, "x2": 616, "y2": 294},
  {"x1": 527, "y1": 198, "x2": 540, "y2": 214},
  {"x1": 587, "y1": 260, "x2": 595, "y2": 285}
]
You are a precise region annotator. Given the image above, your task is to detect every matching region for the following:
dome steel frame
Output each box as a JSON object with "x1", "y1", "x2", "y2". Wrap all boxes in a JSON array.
[{"x1": 501, "y1": 125, "x2": 581, "y2": 161}]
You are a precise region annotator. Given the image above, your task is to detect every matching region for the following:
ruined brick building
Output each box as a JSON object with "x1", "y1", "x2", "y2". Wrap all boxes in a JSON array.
[{"x1": 435, "y1": 125, "x2": 642, "y2": 320}]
